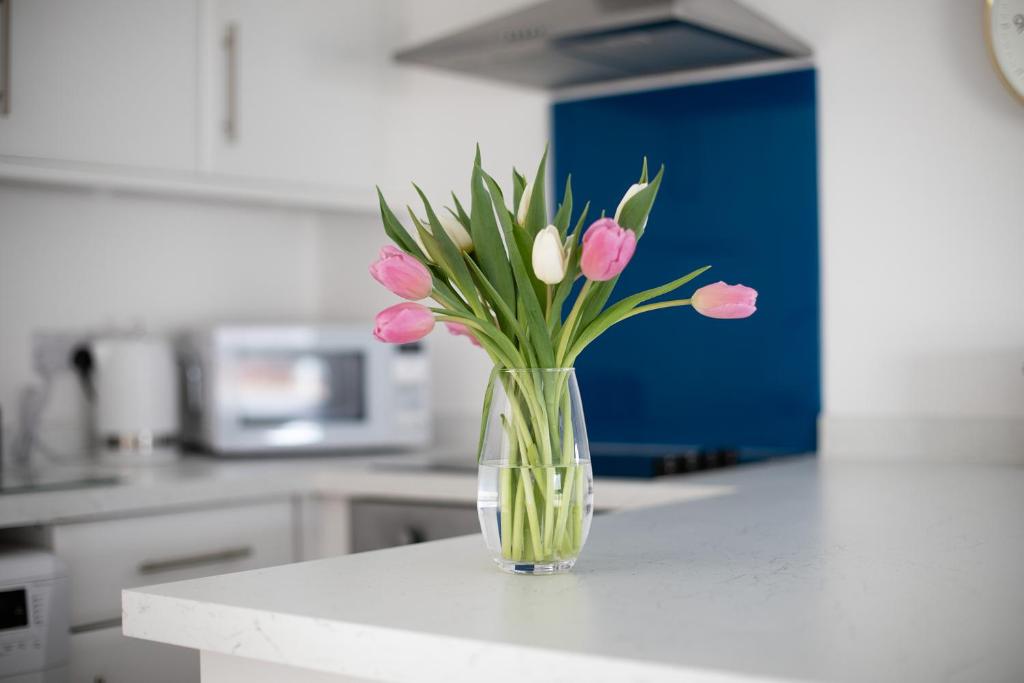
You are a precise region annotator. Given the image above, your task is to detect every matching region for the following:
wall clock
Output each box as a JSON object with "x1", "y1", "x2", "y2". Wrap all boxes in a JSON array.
[{"x1": 985, "y1": 0, "x2": 1024, "y2": 103}]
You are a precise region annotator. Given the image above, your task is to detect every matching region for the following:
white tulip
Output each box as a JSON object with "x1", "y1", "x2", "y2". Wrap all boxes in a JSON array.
[
  {"x1": 531, "y1": 225, "x2": 567, "y2": 284},
  {"x1": 614, "y1": 182, "x2": 648, "y2": 226},
  {"x1": 437, "y1": 212, "x2": 474, "y2": 253},
  {"x1": 516, "y1": 181, "x2": 534, "y2": 226}
]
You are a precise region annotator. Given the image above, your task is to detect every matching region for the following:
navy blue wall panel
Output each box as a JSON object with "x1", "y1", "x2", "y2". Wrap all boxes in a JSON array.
[{"x1": 552, "y1": 69, "x2": 819, "y2": 452}]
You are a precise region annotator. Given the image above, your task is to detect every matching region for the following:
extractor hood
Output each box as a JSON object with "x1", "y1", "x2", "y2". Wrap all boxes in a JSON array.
[{"x1": 394, "y1": 0, "x2": 811, "y2": 90}]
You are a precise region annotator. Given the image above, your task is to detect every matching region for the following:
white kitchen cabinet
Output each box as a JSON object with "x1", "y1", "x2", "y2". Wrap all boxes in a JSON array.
[
  {"x1": 202, "y1": 0, "x2": 390, "y2": 190},
  {"x1": 0, "y1": 0, "x2": 198, "y2": 171},
  {"x1": 52, "y1": 499, "x2": 296, "y2": 628},
  {"x1": 70, "y1": 626, "x2": 198, "y2": 683},
  {"x1": 51, "y1": 498, "x2": 296, "y2": 683}
]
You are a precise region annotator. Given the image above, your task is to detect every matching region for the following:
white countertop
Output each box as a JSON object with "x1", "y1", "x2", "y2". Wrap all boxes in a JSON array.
[
  {"x1": 122, "y1": 457, "x2": 1024, "y2": 682},
  {"x1": 0, "y1": 451, "x2": 730, "y2": 528}
]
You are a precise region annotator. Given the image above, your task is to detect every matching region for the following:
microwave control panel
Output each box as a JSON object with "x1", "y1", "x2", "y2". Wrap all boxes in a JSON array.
[{"x1": 391, "y1": 344, "x2": 430, "y2": 430}]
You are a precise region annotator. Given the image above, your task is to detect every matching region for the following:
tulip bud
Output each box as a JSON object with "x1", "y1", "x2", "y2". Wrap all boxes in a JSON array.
[
  {"x1": 516, "y1": 181, "x2": 534, "y2": 226},
  {"x1": 373, "y1": 302, "x2": 435, "y2": 343},
  {"x1": 531, "y1": 225, "x2": 567, "y2": 284},
  {"x1": 369, "y1": 246, "x2": 432, "y2": 300},
  {"x1": 580, "y1": 218, "x2": 637, "y2": 281},
  {"x1": 437, "y1": 212, "x2": 474, "y2": 253},
  {"x1": 691, "y1": 282, "x2": 758, "y2": 319},
  {"x1": 444, "y1": 322, "x2": 481, "y2": 347},
  {"x1": 614, "y1": 182, "x2": 648, "y2": 229}
]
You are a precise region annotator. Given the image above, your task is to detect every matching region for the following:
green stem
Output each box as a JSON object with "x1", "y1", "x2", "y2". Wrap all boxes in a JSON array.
[
  {"x1": 511, "y1": 474, "x2": 525, "y2": 560},
  {"x1": 520, "y1": 468, "x2": 543, "y2": 556},
  {"x1": 555, "y1": 280, "x2": 592, "y2": 364},
  {"x1": 622, "y1": 298, "x2": 691, "y2": 318},
  {"x1": 551, "y1": 464, "x2": 577, "y2": 552},
  {"x1": 562, "y1": 299, "x2": 692, "y2": 366}
]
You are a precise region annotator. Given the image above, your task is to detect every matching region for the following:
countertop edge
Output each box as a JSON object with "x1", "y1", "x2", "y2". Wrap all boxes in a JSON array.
[{"x1": 121, "y1": 587, "x2": 785, "y2": 683}]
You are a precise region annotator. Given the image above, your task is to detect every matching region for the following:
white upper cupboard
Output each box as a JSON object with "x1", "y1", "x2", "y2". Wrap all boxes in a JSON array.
[
  {"x1": 0, "y1": 0, "x2": 394, "y2": 206},
  {"x1": 202, "y1": 0, "x2": 390, "y2": 190},
  {"x1": 0, "y1": 0, "x2": 199, "y2": 171}
]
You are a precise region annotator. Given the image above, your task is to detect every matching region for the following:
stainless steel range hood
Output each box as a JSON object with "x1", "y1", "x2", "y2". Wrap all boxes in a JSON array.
[{"x1": 394, "y1": 0, "x2": 811, "y2": 90}]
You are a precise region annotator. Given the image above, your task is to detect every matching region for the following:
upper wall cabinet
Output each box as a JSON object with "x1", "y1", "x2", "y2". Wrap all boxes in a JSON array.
[
  {"x1": 202, "y1": 0, "x2": 390, "y2": 191},
  {"x1": 0, "y1": 0, "x2": 198, "y2": 171}
]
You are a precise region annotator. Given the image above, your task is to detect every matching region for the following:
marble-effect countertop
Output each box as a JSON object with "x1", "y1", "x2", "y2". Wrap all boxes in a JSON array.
[
  {"x1": 122, "y1": 457, "x2": 1024, "y2": 682},
  {"x1": 0, "y1": 451, "x2": 731, "y2": 528}
]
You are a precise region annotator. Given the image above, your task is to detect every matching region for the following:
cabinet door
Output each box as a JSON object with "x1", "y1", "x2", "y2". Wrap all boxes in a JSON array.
[
  {"x1": 53, "y1": 500, "x2": 295, "y2": 628},
  {"x1": 71, "y1": 626, "x2": 199, "y2": 683},
  {"x1": 0, "y1": 0, "x2": 198, "y2": 171},
  {"x1": 203, "y1": 0, "x2": 388, "y2": 189}
]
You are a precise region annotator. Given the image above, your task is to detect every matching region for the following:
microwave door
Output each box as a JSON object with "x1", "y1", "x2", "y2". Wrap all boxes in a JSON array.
[{"x1": 207, "y1": 326, "x2": 428, "y2": 453}]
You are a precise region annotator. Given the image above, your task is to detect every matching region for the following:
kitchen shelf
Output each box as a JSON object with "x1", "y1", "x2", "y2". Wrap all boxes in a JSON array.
[{"x1": 0, "y1": 155, "x2": 380, "y2": 214}]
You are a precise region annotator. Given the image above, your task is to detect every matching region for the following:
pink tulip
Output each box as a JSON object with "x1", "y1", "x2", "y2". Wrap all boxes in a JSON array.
[
  {"x1": 374, "y1": 303, "x2": 435, "y2": 343},
  {"x1": 580, "y1": 218, "x2": 637, "y2": 281},
  {"x1": 369, "y1": 246, "x2": 432, "y2": 300},
  {"x1": 444, "y1": 322, "x2": 481, "y2": 347},
  {"x1": 691, "y1": 282, "x2": 758, "y2": 319}
]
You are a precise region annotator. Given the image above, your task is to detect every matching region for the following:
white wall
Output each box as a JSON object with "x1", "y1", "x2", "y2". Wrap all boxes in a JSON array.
[
  {"x1": 0, "y1": 184, "x2": 324, "y2": 448},
  {"x1": 0, "y1": 0, "x2": 548, "y2": 455},
  {"x1": 321, "y1": 0, "x2": 548, "y2": 447},
  {"x1": 747, "y1": 0, "x2": 1024, "y2": 458}
]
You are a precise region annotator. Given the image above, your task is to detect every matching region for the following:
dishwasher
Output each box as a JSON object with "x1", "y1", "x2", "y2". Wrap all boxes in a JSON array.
[{"x1": 349, "y1": 501, "x2": 481, "y2": 553}]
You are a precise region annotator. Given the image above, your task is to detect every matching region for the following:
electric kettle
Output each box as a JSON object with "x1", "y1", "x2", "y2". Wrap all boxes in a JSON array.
[{"x1": 75, "y1": 335, "x2": 179, "y2": 462}]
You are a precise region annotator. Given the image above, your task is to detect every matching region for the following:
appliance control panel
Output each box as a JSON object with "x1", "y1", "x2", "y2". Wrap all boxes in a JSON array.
[{"x1": 0, "y1": 550, "x2": 70, "y2": 678}]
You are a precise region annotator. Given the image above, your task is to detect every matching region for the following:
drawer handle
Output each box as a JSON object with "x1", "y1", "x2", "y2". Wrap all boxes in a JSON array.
[
  {"x1": 1, "y1": 0, "x2": 10, "y2": 116},
  {"x1": 222, "y1": 22, "x2": 238, "y2": 141},
  {"x1": 137, "y1": 546, "x2": 253, "y2": 575}
]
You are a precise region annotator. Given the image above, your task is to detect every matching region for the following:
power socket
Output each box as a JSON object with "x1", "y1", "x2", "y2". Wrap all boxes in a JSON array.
[{"x1": 32, "y1": 331, "x2": 94, "y2": 378}]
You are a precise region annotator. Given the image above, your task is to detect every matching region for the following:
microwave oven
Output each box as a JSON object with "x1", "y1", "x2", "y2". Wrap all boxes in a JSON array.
[{"x1": 179, "y1": 325, "x2": 431, "y2": 454}]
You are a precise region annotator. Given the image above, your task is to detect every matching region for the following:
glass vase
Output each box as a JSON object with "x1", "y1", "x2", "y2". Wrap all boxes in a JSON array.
[{"x1": 477, "y1": 368, "x2": 593, "y2": 574}]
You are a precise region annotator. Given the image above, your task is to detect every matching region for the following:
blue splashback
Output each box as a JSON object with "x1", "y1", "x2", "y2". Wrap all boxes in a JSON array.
[{"x1": 552, "y1": 69, "x2": 819, "y2": 452}]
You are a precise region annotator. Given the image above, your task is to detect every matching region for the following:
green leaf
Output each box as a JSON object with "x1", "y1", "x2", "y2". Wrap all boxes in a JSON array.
[
  {"x1": 464, "y1": 255, "x2": 529, "y2": 348},
  {"x1": 617, "y1": 164, "x2": 664, "y2": 238},
  {"x1": 577, "y1": 164, "x2": 666, "y2": 329},
  {"x1": 477, "y1": 366, "x2": 500, "y2": 463},
  {"x1": 395, "y1": 208, "x2": 468, "y2": 313},
  {"x1": 482, "y1": 172, "x2": 555, "y2": 368},
  {"x1": 522, "y1": 146, "x2": 549, "y2": 236},
  {"x1": 552, "y1": 175, "x2": 572, "y2": 237},
  {"x1": 639, "y1": 157, "x2": 649, "y2": 184},
  {"x1": 408, "y1": 210, "x2": 451, "y2": 278},
  {"x1": 470, "y1": 163, "x2": 516, "y2": 310},
  {"x1": 432, "y1": 308, "x2": 524, "y2": 370},
  {"x1": 413, "y1": 184, "x2": 484, "y2": 317},
  {"x1": 547, "y1": 202, "x2": 589, "y2": 334},
  {"x1": 570, "y1": 201, "x2": 591, "y2": 238},
  {"x1": 511, "y1": 220, "x2": 546, "y2": 307},
  {"x1": 431, "y1": 273, "x2": 471, "y2": 315},
  {"x1": 512, "y1": 168, "x2": 527, "y2": 213},
  {"x1": 377, "y1": 187, "x2": 428, "y2": 263},
  {"x1": 450, "y1": 193, "x2": 471, "y2": 228}
]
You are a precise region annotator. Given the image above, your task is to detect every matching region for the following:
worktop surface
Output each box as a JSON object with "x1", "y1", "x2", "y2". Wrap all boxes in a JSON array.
[
  {"x1": 123, "y1": 457, "x2": 1024, "y2": 682},
  {"x1": 0, "y1": 451, "x2": 729, "y2": 528}
]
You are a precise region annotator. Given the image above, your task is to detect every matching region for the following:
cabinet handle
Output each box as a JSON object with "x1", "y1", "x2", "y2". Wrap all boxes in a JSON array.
[
  {"x1": 137, "y1": 546, "x2": 253, "y2": 575},
  {"x1": 222, "y1": 22, "x2": 238, "y2": 142},
  {"x1": 0, "y1": 0, "x2": 10, "y2": 116}
]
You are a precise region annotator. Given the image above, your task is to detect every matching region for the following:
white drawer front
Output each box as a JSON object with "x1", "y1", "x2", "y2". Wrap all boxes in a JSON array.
[
  {"x1": 53, "y1": 500, "x2": 294, "y2": 628},
  {"x1": 71, "y1": 625, "x2": 199, "y2": 683}
]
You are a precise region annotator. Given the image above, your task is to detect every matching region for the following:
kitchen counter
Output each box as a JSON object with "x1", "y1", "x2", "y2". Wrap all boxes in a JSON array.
[
  {"x1": 122, "y1": 457, "x2": 1024, "y2": 682},
  {"x1": 0, "y1": 452, "x2": 731, "y2": 529}
]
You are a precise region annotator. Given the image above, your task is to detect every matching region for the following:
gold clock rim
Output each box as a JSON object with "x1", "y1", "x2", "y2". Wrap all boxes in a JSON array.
[{"x1": 984, "y1": 0, "x2": 1024, "y2": 105}]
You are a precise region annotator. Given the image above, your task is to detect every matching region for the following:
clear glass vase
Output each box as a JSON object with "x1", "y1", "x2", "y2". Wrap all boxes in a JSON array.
[{"x1": 477, "y1": 368, "x2": 593, "y2": 574}]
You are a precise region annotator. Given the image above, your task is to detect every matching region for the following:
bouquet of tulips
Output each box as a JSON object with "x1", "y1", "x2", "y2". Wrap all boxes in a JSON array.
[{"x1": 370, "y1": 147, "x2": 756, "y2": 569}]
